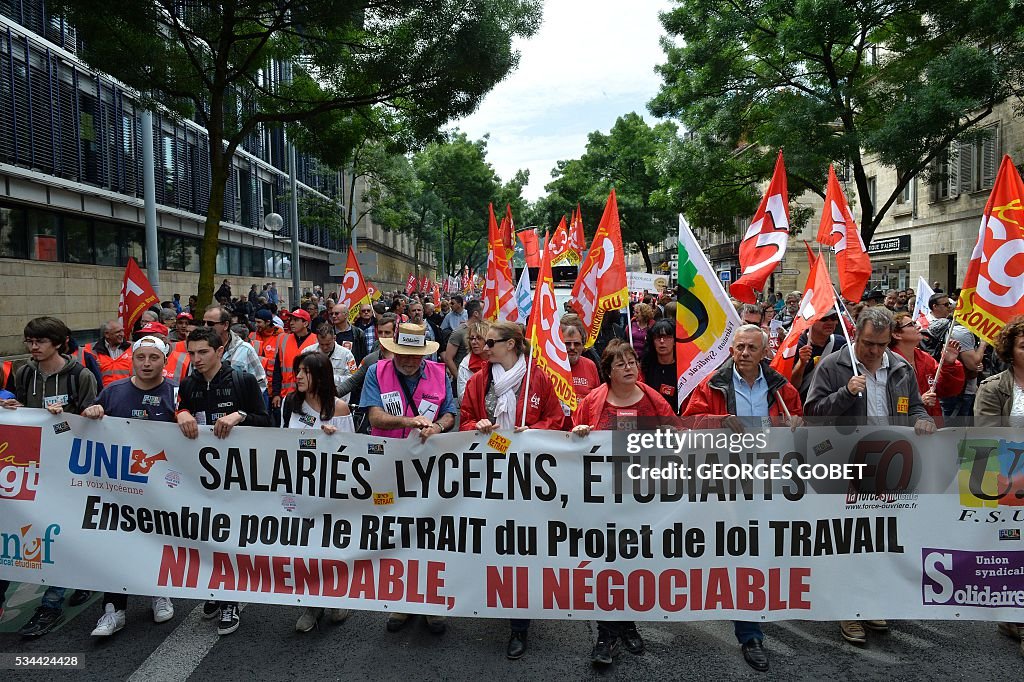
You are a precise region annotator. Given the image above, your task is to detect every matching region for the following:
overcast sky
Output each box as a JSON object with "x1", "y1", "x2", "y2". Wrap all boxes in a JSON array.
[{"x1": 454, "y1": 0, "x2": 675, "y2": 202}]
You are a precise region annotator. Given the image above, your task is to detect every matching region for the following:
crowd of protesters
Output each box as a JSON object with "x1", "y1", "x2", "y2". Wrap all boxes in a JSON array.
[{"x1": 1, "y1": 274, "x2": 1022, "y2": 672}]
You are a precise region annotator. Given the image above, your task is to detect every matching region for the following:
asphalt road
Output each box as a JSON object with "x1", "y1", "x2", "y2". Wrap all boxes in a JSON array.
[{"x1": 1, "y1": 584, "x2": 1020, "y2": 681}]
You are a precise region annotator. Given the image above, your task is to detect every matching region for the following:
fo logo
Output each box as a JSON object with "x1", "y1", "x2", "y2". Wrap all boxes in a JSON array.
[
  {"x1": 68, "y1": 437, "x2": 168, "y2": 484},
  {"x1": 0, "y1": 523, "x2": 60, "y2": 567},
  {"x1": 0, "y1": 425, "x2": 43, "y2": 501},
  {"x1": 957, "y1": 439, "x2": 1024, "y2": 508}
]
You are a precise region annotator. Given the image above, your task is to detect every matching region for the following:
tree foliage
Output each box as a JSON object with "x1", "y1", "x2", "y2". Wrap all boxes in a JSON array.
[
  {"x1": 57, "y1": 0, "x2": 542, "y2": 304},
  {"x1": 649, "y1": 0, "x2": 1024, "y2": 243},
  {"x1": 542, "y1": 113, "x2": 678, "y2": 272}
]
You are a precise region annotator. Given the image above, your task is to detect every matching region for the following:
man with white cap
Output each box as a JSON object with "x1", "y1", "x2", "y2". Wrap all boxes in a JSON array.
[
  {"x1": 81, "y1": 334, "x2": 178, "y2": 636},
  {"x1": 361, "y1": 322, "x2": 456, "y2": 635}
]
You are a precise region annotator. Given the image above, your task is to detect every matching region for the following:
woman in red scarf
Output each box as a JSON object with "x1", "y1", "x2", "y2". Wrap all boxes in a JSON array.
[
  {"x1": 457, "y1": 320, "x2": 491, "y2": 398},
  {"x1": 890, "y1": 311, "x2": 964, "y2": 419}
]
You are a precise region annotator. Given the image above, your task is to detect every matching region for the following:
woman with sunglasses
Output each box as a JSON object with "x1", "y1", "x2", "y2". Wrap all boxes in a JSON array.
[
  {"x1": 282, "y1": 352, "x2": 353, "y2": 633},
  {"x1": 459, "y1": 321, "x2": 563, "y2": 660},
  {"x1": 571, "y1": 339, "x2": 682, "y2": 666},
  {"x1": 889, "y1": 312, "x2": 964, "y2": 419},
  {"x1": 639, "y1": 318, "x2": 678, "y2": 410},
  {"x1": 456, "y1": 320, "x2": 491, "y2": 398}
]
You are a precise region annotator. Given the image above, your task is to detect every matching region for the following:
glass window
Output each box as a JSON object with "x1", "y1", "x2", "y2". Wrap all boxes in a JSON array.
[
  {"x1": 0, "y1": 206, "x2": 28, "y2": 259},
  {"x1": 159, "y1": 232, "x2": 182, "y2": 270},
  {"x1": 216, "y1": 244, "x2": 229, "y2": 274},
  {"x1": 228, "y1": 246, "x2": 241, "y2": 275},
  {"x1": 94, "y1": 221, "x2": 120, "y2": 266},
  {"x1": 26, "y1": 209, "x2": 59, "y2": 261},
  {"x1": 261, "y1": 180, "x2": 274, "y2": 217},
  {"x1": 121, "y1": 226, "x2": 145, "y2": 266},
  {"x1": 64, "y1": 216, "x2": 94, "y2": 264},
  {"x1": 183, "y1": 238, "x2": 201, "y2": 273}
]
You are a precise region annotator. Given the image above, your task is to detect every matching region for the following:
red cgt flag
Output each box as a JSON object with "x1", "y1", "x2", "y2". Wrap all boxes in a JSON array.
[
  {"x1": 482, "y1": 204, "x2": 518, "y2": 322},
  {"x1": 500, "y1": 205, "x2": 516, "y2": 260},
  {"x1": 770, "y1": 252, "x2": 838, "y2": 381},
  {"x1": 956, "y1": 154, "x2": 1024, "y2": 344},
  {"x1": 405, "y1": 273, "x2": 417, "y2": 295},
  {"x1": 118, "y1": 257, "x2": 158, "y2": 333},
  {"x1": 818, "y1": 164, "x2": 871, "y2": 302},
  {"x1": 731, "y1": 150, "x2": 790, "y2": 303},
  {"x1": 570, "y1": 190, "x2": 629, "y2": 346},
  {"x1": 568, "y1": 204, "x2": 585, "y2": 265},
  {"x1": 548, "y1": 216, "x2": 570, "y2": 264},
  {"x1": 336, "y1": 247, "x2": 375, "y2": 323},
  {"x1": 526, "y1": 232, "x2": 577, "y2": 416}
]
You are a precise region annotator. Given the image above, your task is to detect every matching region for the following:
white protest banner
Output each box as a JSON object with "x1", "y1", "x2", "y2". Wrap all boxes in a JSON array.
[
  {"x1": 1, "y1": 410, "x2": 1023, "y2": 622},
  {"x1": 626, "y1": 271, "x2": 671, "y2": 295}
]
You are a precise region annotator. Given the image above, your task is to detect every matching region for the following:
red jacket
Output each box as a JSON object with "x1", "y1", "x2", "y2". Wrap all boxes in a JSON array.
[
  {"x1": 683, "y1": 359, "x2": 802, "y2": 428},
  {"x1": 460, "y1": 363, "x2": 565, "y2": 431},
  {"x1": 573, "y1": 382, "x2": 683, "y2": 429},
  {"x1": 891, "y1": 346, "x2": 965, "y2": 418}
]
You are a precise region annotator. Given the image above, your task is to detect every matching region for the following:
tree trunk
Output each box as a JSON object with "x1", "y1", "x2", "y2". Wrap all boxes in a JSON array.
[
  {"x1": 638, "y1": 241, "x2": 652, "y2": 273},
  {"x1": 197, "y1": 116, "x2": 227, "y2": 309}
]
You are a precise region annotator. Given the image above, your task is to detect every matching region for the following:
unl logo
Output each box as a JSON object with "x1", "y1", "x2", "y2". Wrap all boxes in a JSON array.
[
  {"x1": 0, "y1": 425, "x2": 43, "y2": 501},
  {"x1": 68, "y1": 437, "x2": 167, "y2": 483}
]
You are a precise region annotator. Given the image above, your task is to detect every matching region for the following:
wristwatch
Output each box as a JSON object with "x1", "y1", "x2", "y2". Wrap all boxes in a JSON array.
[{"x1": 237, "y1": 411, "x2": 247, "y2": 424}]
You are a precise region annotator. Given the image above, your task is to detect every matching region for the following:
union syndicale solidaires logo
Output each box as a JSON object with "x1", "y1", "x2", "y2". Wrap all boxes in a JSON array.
[
  {"x1": 922, "y1": 548, "x2": 1024, "y2": 608},
  {"x1": 0, "y1": 424, "x2": 43, "y2": 501},
  {"x1": 0, "y1": 523, "x2": 60, "y2": 569},
  {"x1": 67, "y1": 436, "x2": 168, "y2": 485}
]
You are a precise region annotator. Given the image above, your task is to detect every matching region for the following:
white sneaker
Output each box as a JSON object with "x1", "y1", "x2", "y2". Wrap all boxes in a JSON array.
[
  {"x1": 152, "y1": 597, "x2": 174, "y2": 623},
  {"x1": 91, "y1": 603, "x2": 126, "y2": 636}
]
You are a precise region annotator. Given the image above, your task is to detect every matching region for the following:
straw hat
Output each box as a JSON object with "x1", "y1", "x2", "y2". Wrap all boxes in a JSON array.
[{"x1": 379, "y1": 322, "x2": 439, "y2": 356}]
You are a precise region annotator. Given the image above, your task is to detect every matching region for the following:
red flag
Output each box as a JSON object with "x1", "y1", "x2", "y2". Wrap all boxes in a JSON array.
[
  {"x1": 567, "y1": 204, "x2": 585, "y2": 265},
  {"x1": 770, "y1": 253, "x2": 838, "y2": 380},
  {"x1": 819, "y1": 165, "x2": 871, "y2": 302},
  {"x1": 548, "y1": 216, "x2": 570, "y2": 264},
  {"x1": 432, "y1": 283, "x2": 441, "y2": 306},
  {"x1": 482, "y1": 204, "x2": 518, "y2": 322},
  {"x1": 500, "y1": 205, "x2": 515, "y2": 259},
  {"x1": 527, "y1": 232, "x2": 577, "y2": 412},
  {"x1": 731, "y1": 150, "x2": 790, "y2": 303},
  {"x1": 956, "y1": 154, "x2": 1024, "y2": 344},
  {"x1": 405, "y1": 273, "x2": 416, "y2": 295},
  {"x1": 570, "y1": 190, "x2": 629, "y2": 346},
  {"x1": 518, "y1": 228, "x2": 541, "y2": 268},
  {"x1": 336, "y1": 247, "x2": 376, "y2": 323},
  {"x1": 118, "y1": 257, "x2": 158, "y2": 333}
]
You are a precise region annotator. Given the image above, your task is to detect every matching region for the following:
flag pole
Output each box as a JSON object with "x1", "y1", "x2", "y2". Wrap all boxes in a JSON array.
[
  {"x1": 831, "y1": 285, "x2": 862, "y2": 397},
  {"x1": 521, "y1": 333, "x2": 534, "y2": 429},
  {"x1": 929, "y1": 312, "x2": 957, "y2": 389}
]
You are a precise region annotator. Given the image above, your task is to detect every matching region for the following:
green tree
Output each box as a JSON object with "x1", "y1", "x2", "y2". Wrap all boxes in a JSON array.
[
  {"x1": 650, "y1": 0, "x2": 1024, "y2": 243},
  {"x1": 57, "y1": 0, "x2": 541, "y2": 305},
  {"x1": 544, "y1": 113, "x2": 678, "y2": 272}
]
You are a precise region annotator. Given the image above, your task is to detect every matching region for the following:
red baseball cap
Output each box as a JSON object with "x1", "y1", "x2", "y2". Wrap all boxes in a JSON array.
[
  {"x1": 137, "y1": 321, "x2": 169, "y2": 337},
  {"x1": 289, "y1": 308, "x2": 311, "y2": 323},
  {"x1": 176, "y1": 312, "x2": 193, "y2": 320}
]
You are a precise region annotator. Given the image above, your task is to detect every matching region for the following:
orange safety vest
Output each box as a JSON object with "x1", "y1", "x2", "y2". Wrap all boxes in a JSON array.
[
  {"x1": 90, "y1": 344, "x2": 132, "y2": 387},
  {"x1": 250, "y1": 330, "x2": 281, "y2": 376},
  {"x1": 276, "y1": 333, "x2": 317, "y2": 397},
  {"x1": 162, "y1": 349, "x2": 191, "y2": 383}
]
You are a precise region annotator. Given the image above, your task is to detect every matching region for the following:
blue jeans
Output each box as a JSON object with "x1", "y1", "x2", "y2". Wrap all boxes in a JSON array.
[
  {"x1": 734, "y1": 620, "x2": 764, "y2": 644},
  {"x1": 41, "y1": 586, "x2": 67, "y2": 610},
  {"x1": 941, "y1": 393, "x2": 975, "y2": 422}
]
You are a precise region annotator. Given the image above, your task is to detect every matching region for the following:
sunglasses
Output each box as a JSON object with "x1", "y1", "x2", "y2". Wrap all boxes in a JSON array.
[
  {"x1": 202, "y1": 320, "x2": 225, "y2": 327},
  {"x1": 484, "y1": 338, "x2": 509, "y2": 348}
]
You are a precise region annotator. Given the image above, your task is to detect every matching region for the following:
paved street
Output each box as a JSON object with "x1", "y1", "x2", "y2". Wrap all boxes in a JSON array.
[{"x1": 0, "y1": 585, "x2": 1019, "y2": 680}]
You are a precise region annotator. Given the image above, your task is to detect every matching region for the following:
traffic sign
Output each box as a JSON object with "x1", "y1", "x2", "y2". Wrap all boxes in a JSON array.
[{"x1": 719, "y1": 270, "x2": 732, "y2": 283}]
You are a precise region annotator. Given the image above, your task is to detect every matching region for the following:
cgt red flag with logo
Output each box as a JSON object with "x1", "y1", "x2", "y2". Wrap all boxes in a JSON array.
[
  {"x1": 119, "y1": 257, "x2": 158, "y2": 333},
  {"x1": 405, "y1": 273, "x2": 417, "y2": 295},
  {"x1": 770, "y1": 252, "x2": 838, "y2": 381},
  {"x1": 731, "y1": 151, "x2": 790, "y2": 303},
  {"x1": 817, "y1": 164, "x2": 871, "y2": 303},
  {"x1": 570, "y1": 190, "x2": 629, "y2": 346},
  {"x1": 956, "y1": 154, "x2": 1024, "y2": 344}
]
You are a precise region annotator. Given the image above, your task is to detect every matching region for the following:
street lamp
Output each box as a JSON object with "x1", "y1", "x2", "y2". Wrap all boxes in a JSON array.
[{"x1": 264, "y1": 212, "x2": 291, "y2": 283}]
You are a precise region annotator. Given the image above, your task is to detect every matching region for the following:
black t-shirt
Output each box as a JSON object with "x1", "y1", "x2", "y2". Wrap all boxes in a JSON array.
[{"x1": 642, "y1": 360, "x2": 677, "y2": 408}]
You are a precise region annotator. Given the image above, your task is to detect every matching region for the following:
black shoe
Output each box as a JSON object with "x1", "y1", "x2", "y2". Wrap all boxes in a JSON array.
[
  {"x1": 591, "y1": 637, "x2": 620, "y2": 666},
  {"x1": 201, "y1": 601, "x2": 220, "y2": 620},
  {"x1": 217, "y1": 604, "x2": 240, "y2": 636},
  {"x1": 507, "y1": 630, "x2": 528, "y2": 660},
  {"x1": 621, "y1": 625, "x2": 645, "y2": 655},
  {"x1": 19, "y1": 606, "x2": 63, "y2": 637},
  {"x1": 68, "y1": 590, "x2": 92, "y2": 607},
  {"x1": 742, "y1": 638, "x2": 770, "y2": 672}
]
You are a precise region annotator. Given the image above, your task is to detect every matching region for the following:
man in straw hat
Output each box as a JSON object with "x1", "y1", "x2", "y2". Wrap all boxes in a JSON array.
[{"x1": 360, "y1": 322, "x2": 456, "y2": 636}]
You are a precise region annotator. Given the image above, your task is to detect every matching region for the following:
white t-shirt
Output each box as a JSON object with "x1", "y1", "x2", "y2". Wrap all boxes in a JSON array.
[
  {"x1": 1012, "y1": 383, "x2": 1024, "y2": 417},
  {"x1": 286, "y1": 400, "x2": 354, "y2": 432}
]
